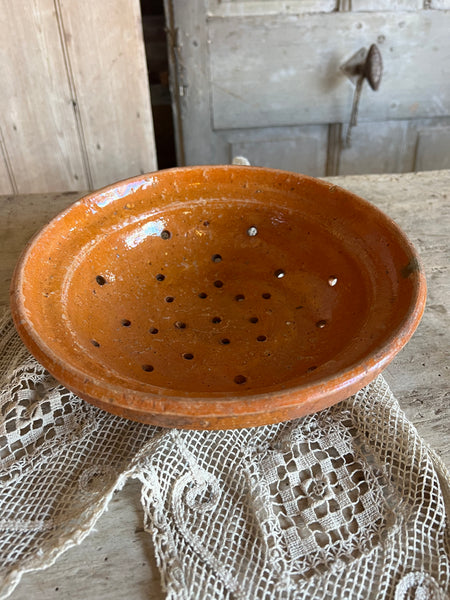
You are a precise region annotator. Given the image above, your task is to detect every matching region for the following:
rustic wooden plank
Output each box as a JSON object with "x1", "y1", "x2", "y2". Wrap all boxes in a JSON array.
[
  {"x1": 326, "y1": 123, "x2": 343, "y2": 176},
  {"x1": 228, "y1": 125, "x2": 329, "y2": 176},
  {"x1": 339, "y1": 119, "x2": 416, "y2": 174},
  {"x1": 415, "y1": 126, "x2": 450, "y2": 171},
  {"x1": 206, "y1": 0, "x2": 337, "y2": 17},
  {"x1": 339, "y1": 117, "x2": 450, "y2": 175},
  {"x1": 0, "y1": 129, "x2": 15, "y2": 195},
  {"x1": 429, "y1": 0, "x2": 450, "y2": 8},
  {"x1": 58, "y1": 0, "x2": 157, "y2": 189},
  {"x1": 0, "y1": 0, "x2": 88, "y2": 193},
  {"x1": 165, "y1": 0, "x2": 218, "y2": 165},
  {"x1": 351, "y1": 0, "x2": 422, "y2": 9},
  {"x1": 0, "y1": 161, "x2": 13, "y2": 196},
  {"x1": 207, "y1": 117, "x2": 450, "y2": 177},
  {"x1": 209, "y1": 11, "x2": 450, "y2": 130},
  {"x1": 0, "y1": 192, "x2": 82, "y2": 304}
]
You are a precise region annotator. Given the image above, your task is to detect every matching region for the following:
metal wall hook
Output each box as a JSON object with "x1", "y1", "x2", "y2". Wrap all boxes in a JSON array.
[{"x1": 341, "y1": 44, "x2": 383, "y2": 147}]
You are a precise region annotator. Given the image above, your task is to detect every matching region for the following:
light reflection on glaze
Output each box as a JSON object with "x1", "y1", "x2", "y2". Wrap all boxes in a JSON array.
[
  {"x1": 270, "y1": 212, "x2": 289, "y2": 227},
  {"x1": 103, "y1": 270, "x2": 116, "y2": 282},
  {"x1": 96, "y1": 178, "x2": 156, "y2": 208},
  {"x1": 141, "y1": 177, "x2": 156, "y2": 190},
  {"x1": 124, "y1": 219, "x2": 166, "y2": 248}
]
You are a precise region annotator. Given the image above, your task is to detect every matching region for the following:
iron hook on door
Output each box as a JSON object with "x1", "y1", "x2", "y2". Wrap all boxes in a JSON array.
[{"x1": 341, "y1": 44, "x2": 383, "y2": 147}]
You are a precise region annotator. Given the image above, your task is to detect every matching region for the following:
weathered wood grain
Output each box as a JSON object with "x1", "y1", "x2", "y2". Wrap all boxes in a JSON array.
[
  {"x1": 165, "y1": 0, "x2": 214, "y2": 166},
  {"x1": 0, "y1": 0, "x2": 156, "y2": 194},
  {"x1": 172, "y1": 1, "x2": 450, "y2": 174},
  {"x1": 206, "y1": 0, "x2": 337, "y2": 17},
  {"x1": 0, "y1": 0, "x2": 88, "y2": 193},
  {"x1": 415, "y1": 126, "x2": 450, "y2": 171},
  {"x1": 429, "y1": 0, "x2": 450, "y2": 8},
  {"x1": 2, "y1": 170, "x2": 449, "y2": 599},
  {"x1": 209, "y1": 11, "x2": 450, "y2": 130},
  {"x1": 57, "y1": 0, "x2": 157, "y2": 189},
  {"x1": 228, "y1": 125, "x2": 329, "y2": 175},
  {"x1": 351, "y1": 0, "x2": 423, "y2": 10},
  {"x1": 339, "y1": 117, "x2": 450, "y2": 175},
  {"x1": 339, "y1": 119, "x2": 416, "y2": 175},
  {"x1": 0, "y1": 129, "x2": 14, "y2": 195},
  {"x1": 0, "y1": 192, "x2": 81, "y2": 304}
]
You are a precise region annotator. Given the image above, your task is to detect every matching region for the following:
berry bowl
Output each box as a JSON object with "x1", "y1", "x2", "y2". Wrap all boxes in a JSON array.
[{"x1": 10, "y1": 166, "x2": 426, "y2": 429}]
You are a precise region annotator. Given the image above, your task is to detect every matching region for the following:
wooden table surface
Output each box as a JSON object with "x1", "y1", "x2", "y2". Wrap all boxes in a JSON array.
[{"x1": 1, "y1": 170, "x2": 449, "y2": 599}]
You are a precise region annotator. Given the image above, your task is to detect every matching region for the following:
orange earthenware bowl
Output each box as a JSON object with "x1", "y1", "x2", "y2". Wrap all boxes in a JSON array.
[{"x1": 10, "y1": 166, "x2": 426, "y2": 429}]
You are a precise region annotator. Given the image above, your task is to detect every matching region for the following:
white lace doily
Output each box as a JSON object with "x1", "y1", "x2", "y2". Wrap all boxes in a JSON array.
[{"x1": 1, "y1": 307, "x2": 449, "y2": 599}]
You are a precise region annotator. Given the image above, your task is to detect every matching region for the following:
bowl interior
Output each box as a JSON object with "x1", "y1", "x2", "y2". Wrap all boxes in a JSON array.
[
  {"x1": 64, "y1": 199, "x2": 370, "y2": 393},
  {"x1": 11, "y1": 167, "x2": 425, "y2": 426}
]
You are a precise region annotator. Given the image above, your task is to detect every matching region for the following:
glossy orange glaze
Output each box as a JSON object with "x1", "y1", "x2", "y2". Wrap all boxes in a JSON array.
[{"x1": 10, "y1": 166, "x2": 426, "y2": 429}]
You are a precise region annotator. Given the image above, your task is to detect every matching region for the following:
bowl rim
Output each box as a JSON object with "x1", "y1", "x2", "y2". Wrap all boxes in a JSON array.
[{"x1": 10, "y1": 165, "x2": 427, "y2": 428}]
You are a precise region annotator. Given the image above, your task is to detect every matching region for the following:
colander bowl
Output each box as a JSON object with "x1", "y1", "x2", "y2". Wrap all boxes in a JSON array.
[{"x1": 10, "y1": 166, "x2": 426, "y2": 429}]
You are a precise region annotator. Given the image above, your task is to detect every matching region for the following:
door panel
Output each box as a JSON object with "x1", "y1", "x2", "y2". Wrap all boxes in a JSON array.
[
  {"x1": 339, "y1": 120, "x2": 414, "y2": 175},
  {"x1": 206, "y1": 0, "x2": 337, "y2": 16},
  {"x1": 415, "y1": 126, "x2": 450, "y2": 171},
  {"x1": 227, "y1": 126, "x2": 328, "y2": 175},
  {"x1": 219, "y1": 118, "x2": 450, "y2": 177},
  {"x1": 209, "y1": 11, "x2": 450, "y2": 129}
]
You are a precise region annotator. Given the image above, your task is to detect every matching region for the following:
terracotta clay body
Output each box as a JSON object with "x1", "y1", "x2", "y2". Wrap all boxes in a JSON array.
[{"x1": 10, "y1": 166, "x2": 426, "y2": 429}]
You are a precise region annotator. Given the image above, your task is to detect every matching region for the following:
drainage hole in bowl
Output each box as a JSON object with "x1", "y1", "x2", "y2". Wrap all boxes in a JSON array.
[
  {"x1": 213, "y1": 280, "x2": 224, "y2": 288},
  {"x1": 198, "y1": 292, "x2": 208, "y2": 299},
  {"x1": 220, "y1": 338, "x2": 231, "y2": 345},
  {"x1": 328, "y1": 276, "x2": 338, "y2": 287},
  {"x1": 257, "y1": 335, "x2": 267, "y2": 342},
  {"x1": 212, "y1": 316, "x2": 222, "y2": 324},
  {"x1": 96, "y1": 275, "x2": 107, "y2": 286},
  {"x1": 235, "y1": 294, "x2": 245, "y2": 302},
  {"x1": 249, "y1": 317, "x2": 259, "y2": 323},
  {"x1": 262, "y1": 293, "x2": 271, "y2": 300},
  {"x1": 90, "y1": 339, "x2": 100, "y2": 347},
  {"x1": 247, "y1": 226, "x2": 258, "y2": 237},
  {"x1": 160, "y1": 229, "x2": 171, "y2": 240},
  {"x1": 156, "y1": 273, "x2": 165, "y2": 281},
  {"x1": 182, "y1": 353, "x2": 194, "y2": 360},
  {"x1": 274, "y1": 269, "x2": 285, "y2": 279},
  {"x1": 165, "y1": 296, "x2": 175, "y2": 303},
  {"x1": 234, "y1": 375, "x2": 247, "y2": 384},
  {"x1": 307, "y1": 366, "x2": 318, "y2": 373},
  {"x1": 174, "y1": 321, "x2": 187, "y2": 329},
  {"x1": 121, "y1": 319, "x2": 131, "y2": 327},
  {"x1": 142, "y1": 364, "x2": 154, "y2": 372},
  {"x1": 212, "y1": 254, "x2": 222, "y2": 263},
  {"x1": 149, "y1": 327, "x2": 159, "y2": 334},
  {"x1": 316, "y1": 320, "x2": 327, "y2": 329}
]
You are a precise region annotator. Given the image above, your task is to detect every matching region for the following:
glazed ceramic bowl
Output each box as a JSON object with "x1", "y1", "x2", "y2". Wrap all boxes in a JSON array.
[{"x1": 10, "y1": 166, "x2": 426, "y2": 429}]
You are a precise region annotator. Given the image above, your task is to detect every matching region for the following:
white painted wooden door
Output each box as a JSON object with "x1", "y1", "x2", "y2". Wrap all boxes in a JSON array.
[
  {"x1": 166, "y1": 0, "x2": 450, "y2": 176},
  {"x1": 0, "y1": 0, "x2": 157, "y2": 194}
]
